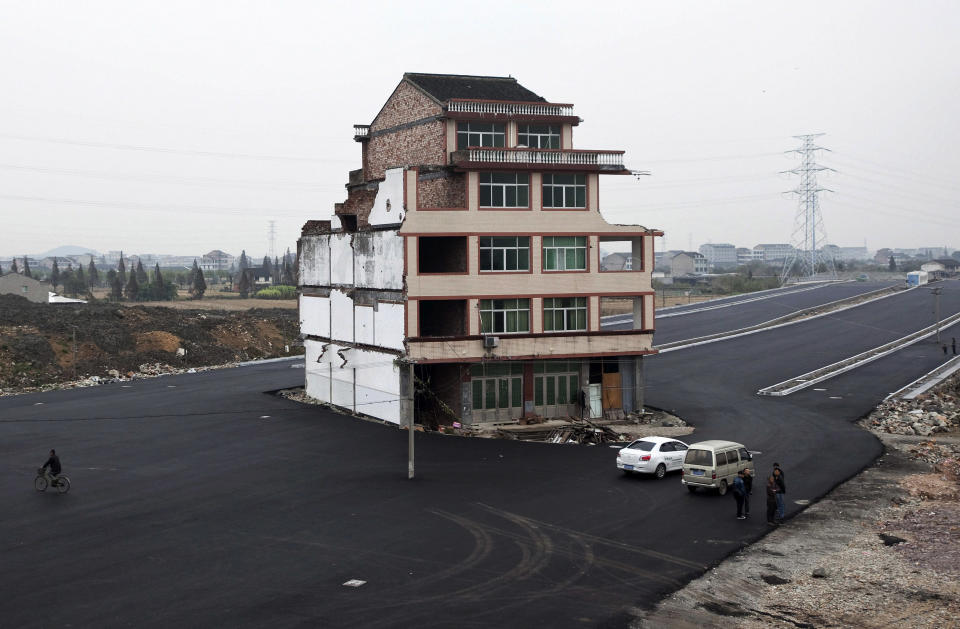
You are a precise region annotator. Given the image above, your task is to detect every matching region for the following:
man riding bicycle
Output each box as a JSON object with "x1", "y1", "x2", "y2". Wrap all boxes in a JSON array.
[{"x1": 41, "y1": 449, "x2": 62, "y2": 485}]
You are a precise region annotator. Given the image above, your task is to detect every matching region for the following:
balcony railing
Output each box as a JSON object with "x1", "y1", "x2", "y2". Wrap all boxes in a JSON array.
[
  {"x1": 453, "y1": 148, "x2": 625, "y2": 169},
  {"x1": 446, "y1": 100, "x2": 575, "y2": 117},
  {"x1": 353, "y1": 124, "x2": 370, "y2": 140}
]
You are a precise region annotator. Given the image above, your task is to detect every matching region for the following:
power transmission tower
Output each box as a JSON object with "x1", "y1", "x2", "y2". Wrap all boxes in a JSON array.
[
  {"x1": 780, "y1": 134, "x2": 837, "y2": 284},
  {"x1": 267, "y1": 220, "x2": 277, "y2": 259}
]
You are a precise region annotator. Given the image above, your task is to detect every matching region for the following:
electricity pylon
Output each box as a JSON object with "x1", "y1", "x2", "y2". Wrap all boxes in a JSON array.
[{"x1": 780, "y1": 134, "x2": 837, "y2": 284}]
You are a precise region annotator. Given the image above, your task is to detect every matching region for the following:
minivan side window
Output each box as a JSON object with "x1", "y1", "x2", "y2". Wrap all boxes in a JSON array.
[
  {"x1": 716, "y1": 451, "x2": 727, "y2": 466},
  {"x1": 726, "y1": 450, "x2": 739, "y2": 465},
  {"x1": 739, "y1": 447, "x2": 750, "y2": 461}
]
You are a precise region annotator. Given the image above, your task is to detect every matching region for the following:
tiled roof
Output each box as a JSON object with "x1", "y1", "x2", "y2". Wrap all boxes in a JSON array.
[{"x1": 404, "y1": 72, "x2": 546, "y2": 103}]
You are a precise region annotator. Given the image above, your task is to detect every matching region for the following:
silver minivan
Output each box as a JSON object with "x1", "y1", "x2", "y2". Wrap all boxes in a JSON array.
[{"x1": 681, "y1": 440, "x2": 753, "y2": 495}]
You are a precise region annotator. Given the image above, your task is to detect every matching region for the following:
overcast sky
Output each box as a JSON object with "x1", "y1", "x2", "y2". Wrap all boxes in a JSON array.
[{"x1": 1, "y1": 0, "x2": 957, "y2": 259}]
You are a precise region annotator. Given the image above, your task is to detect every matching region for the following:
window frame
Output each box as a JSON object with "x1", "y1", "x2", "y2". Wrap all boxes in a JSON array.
[
  {"x1": 478, "y1": 236, "x2": 531, "y2": 273},
  {"x1": 542, "y1": 236, "x2": 588, "y2": 272},
  {"x1": 457, "y1": 121, "x2": 506, "y2": 150},
  {"x1": 479, "y1": 172, "x2": 530, "y2": 209},
  {"x1": 542, "y1": 173, "x2": 587, "y2": 210},
  {"x1": 517, "y1": 123, "x2": 561, "y2": 149},
  {"x1": 479, "y1": 298, "x2": 531, "y2": 334},
  {"x1": 542, "y1": 297, "x2": 588, "y2": 332}
]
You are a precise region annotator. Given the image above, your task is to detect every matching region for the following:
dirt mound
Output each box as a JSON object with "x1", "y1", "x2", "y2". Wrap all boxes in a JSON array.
[{"x1": 0, "y1": 294, "x2": 303, "y2": 393}]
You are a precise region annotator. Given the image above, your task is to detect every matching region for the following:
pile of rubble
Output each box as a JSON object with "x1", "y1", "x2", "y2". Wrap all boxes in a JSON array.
[
  {"x1": 0, "y1": 294, "x2": 303, "y2": 395},
  {"x1": 862, "y1": 382, "x2": 959, "y2": 438}
]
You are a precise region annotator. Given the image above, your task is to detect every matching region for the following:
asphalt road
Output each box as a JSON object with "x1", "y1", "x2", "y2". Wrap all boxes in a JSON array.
[{"x1": 2, "y1": 280, "x2": 958, "y2": 628}]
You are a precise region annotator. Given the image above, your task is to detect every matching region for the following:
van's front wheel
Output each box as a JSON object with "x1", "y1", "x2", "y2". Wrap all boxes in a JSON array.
[{"x1": 717, "y1": 480, "x2": 727, "y2": 496}]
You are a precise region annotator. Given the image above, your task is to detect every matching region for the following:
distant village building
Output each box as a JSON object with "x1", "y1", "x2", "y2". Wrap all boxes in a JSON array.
[
  {"x1": 698, "y1": 243, "x2": 737, "y2": 270},
  {"x1": 669, "y1": 251, "x2": 708, "y2": 275},
  {"x1": 0, "y1": 273, "x2": 51, "y2": 303},
  {"x1": 200, "y1": 250, "x2": 235, "y2": 271},
  {"x1": 753, "y1": 243, "x2": 795, "y2": 262},
  {"x1": 737, "y1": 247, "x2": 764, "y2": 265}
]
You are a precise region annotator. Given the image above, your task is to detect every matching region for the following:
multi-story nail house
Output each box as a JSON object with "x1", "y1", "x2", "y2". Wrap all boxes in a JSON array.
[{"x1": 298, "y1": 73, "x2": 660, "y2": 426}]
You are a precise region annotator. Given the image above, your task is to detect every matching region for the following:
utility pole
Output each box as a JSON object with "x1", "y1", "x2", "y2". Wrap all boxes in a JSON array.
[
  {"x1": 406, "y1": 362, "x2": 415, "y2": 479},
  {"x1": 71, "y1": 326, "x2": 77, "y2": 380},
  {"x1": 267, "y1": 220, "x2": 277, "y2": 260},
  {"x1": 781, "y1": 134, "x2": 837, "y2": 285},
  {"x1": 931, "y1": 286, "x2": 943, "y2": 345}
]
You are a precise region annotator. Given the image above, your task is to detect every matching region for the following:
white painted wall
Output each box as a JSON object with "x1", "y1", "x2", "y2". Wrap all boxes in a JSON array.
[
  {"x1": 355, "y1": 304, "x2": 375, "y2": 345},
  {"x1": 374, "y1": 302, "x2": 405, "y2": 350},
  {"x1": 304, "y1": 339, "x2": 402, "y2": 424},
  {"x1": 299, "y1": 234, "x2": 330, "y2": 287},
  {"x1": 367, "y1": 167, "x2": 406, "y2": 226},
  {"x1": 299, "y1": 294, "x2": 330, "y2": 338},
  {"x1": 330, "y1": 289, "x2": 354, "y2": 343},
  {"x1": 354, "y1": 230, "x2": 404, "y2": 290},
  {"x1": 330, "y1": 233, "x2": 354, "y2": 286}
]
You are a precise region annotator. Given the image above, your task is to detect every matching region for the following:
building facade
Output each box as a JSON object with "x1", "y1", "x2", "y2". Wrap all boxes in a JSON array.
[
  {"x1": 698, "y1": 243, "x2": 737, "y2": 270},
  {"x1": 669, "y1": 251, "x2": 708, "y2": 275},
  {"x1": 753, "y1": 243, "x2": 795, "y2": 262},
  {"x1": 298, "y1": 73, "x2": 660, "y2": 427}
]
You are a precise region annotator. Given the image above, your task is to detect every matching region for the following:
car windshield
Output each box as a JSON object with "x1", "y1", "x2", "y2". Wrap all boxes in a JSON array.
[
  {"x1": 685, "y1": 449, "x2": 713, "y2": 466},
  {"x1": 625, "y1": 441, "x2": 656, "y2": 451}
]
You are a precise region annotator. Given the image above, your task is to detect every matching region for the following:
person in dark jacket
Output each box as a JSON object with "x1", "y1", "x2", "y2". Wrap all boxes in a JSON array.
[
  {"x1": 773, "y1": 464, "x2": 786, "y2": 522},
  {"x1": 732, "y1": 470, "x2": 747, "y2": 519},
  {"x1": 742, "y1": 468, "x2": 753, "y2": 517},
  {"x1": 766, "y1": 475, "x2": 778, "y2": 525},
  {"x1": 41, "y1": 449, "x2": 62, "y2": 484}
]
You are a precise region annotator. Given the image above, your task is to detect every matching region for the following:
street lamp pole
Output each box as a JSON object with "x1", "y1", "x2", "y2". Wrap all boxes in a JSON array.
[{"x1": 931, "y1": 287, "x2": 943, "y2": 345}]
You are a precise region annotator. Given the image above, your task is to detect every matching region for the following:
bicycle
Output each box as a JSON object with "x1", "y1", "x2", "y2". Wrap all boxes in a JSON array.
[{"x1": 35, "y1": 468, "x2": 71, "y2": 494}]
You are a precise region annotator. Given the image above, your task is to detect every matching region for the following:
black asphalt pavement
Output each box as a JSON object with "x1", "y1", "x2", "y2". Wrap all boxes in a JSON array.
[{"x1": 2, "y1": 280, "x2": 958, "y2": 628}]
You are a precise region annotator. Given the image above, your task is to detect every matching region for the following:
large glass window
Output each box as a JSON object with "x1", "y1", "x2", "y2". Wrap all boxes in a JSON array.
[
  {"x1": 479, "y1": 298, "x2": 530, "y2": 334},
  {"x1": 479, "y1": 236, "x2": 530, "y2": 272},
  {"x1": 542, "y1": 174, "x2": 586, "y2": 209},
  {"x1": 457, "y1": 122, "x2": 505, "y2": 149},
  {"x1": 479, "y1": 173, "x2": 529, "y2": 208},
  {"x1": 542, "y1": 236, "x2": 587, "y2": 271},
  {"x1": 543, "y1": 297, "x2": 587, "y2": 331},
  {"x1": 517, "y1": 124, "x2": 560, "y2": 149},
  {"x1": 533, "y1": 361, "x2": 580, "y2": 407}
]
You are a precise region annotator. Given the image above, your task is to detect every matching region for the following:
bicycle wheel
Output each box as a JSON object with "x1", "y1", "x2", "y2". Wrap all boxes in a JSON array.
[
  {"x1": 35, "y1": 476, "x2": 48, "y2": 492},
  {"x1": 56, "y1": 477, "x2": 71, "y2": 494}
]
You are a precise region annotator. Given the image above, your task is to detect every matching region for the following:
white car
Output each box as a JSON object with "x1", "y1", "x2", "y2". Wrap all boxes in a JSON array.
[{"x1": 616, "y1": 436, "x2": 690, "y2": 479}]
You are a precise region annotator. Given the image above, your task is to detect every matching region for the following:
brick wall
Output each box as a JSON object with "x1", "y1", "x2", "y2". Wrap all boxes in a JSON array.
[
  {"x1": 418, "y1": 173, "x2": 466, "y2": 209},
  {"x1": 370, "y1": 80, "x2": 442, "y2": 132},
  {"x1": 366, "y1": 121, "x2": 446, "y2": 180},
  {"x1": 335, "y1": 186, "x2": 377, "y2": 228}
]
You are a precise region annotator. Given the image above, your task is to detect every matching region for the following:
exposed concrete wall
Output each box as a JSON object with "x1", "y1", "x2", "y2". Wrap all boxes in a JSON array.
[
  {"x1": 300, "y1": 229, "x2": 403, "y2": 292},
  {"x1": 408, "y1": 332, "x2": 653, "y2": 363},
  {"x1": 0, "y1": 274, "x2": 50, "y2": 303},
  {"x1": 367, "y1": 168, "x2": 406, "y2": 226}
]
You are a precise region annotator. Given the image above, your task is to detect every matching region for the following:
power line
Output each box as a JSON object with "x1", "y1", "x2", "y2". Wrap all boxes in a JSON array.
[
  {"x1": 0, "y1": 132, "x2": 354, "y2": 164},
  {"x1": 0, "y1": 193, "x2": 312, "y2": 217}
]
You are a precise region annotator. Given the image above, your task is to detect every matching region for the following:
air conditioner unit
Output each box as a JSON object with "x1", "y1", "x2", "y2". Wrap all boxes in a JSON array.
[{"x1": 483, "y1": 336, "x2": 499, "y2": 349}]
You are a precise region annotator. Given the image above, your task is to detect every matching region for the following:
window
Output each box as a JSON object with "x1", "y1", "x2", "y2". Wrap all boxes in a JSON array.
[
  {"x1": 479, "y1": 298, "x2": 530, "y2": 334},
  {"x1": 625, "y1": 441, "x2": 656, "y2": 451},
  {"x1": 517, "y1": 124, "x2": 560, "y2": 149},
  {"x1": 659, "y1": 442, "x2": 675, "y2": 452},
  {"x1": 479, "y1": 173, "x2": 529, "y2": 208},
  {"x1": 685, "y1": 449, "x2": 713, "y2": 466},
  {"x1": 471, "y1": 363, "x2": 523, "y2": 411},
  {"x1": 542, "y1": 174, "x2": 586, "y2": 208},
  {"x1": 479, "y1": 236, "x2": 530, "y2": 272},
  {"x1": 457, "y1": 122, "x2": 505, "y2": 149},
  {"x1": 543, "y1": 297, "x2": 587, "y2": 332},
  {"x1": 673, "y1": 442, "x2": 688, "y2": 452},
  {"x1": 533, "y1": 361, "x2": 580, "y2": 407},
  {"x1": 542, "y1": 236, "x2": 587, "y2": 271},
  {"x1": 716, "y1": 452, "x2": 728, "y2": 466}
]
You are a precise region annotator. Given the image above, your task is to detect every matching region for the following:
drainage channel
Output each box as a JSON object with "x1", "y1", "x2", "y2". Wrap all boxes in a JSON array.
[{"x1": 757, "y1": 311, "x2": 960, "y2": 397}]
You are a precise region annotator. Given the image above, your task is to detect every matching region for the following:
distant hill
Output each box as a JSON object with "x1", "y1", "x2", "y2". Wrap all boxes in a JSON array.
[{"x1": 35, "y1": 246, "x2": 100, "y2": 258}]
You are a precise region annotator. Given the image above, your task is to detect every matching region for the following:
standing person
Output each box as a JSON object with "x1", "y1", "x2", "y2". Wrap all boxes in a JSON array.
[
  {"x1": 773, "y1": 464, "x2": 786, "y2": 522},
  {"x1": 766, "y1": 475, "x2": 778, "y2": 525},
  {"x1": 742, "y1": 468, "x2": 753, "y2": 517},
  {"x1": 732, "y1": 470, "x2": 746, "y2": 520}
]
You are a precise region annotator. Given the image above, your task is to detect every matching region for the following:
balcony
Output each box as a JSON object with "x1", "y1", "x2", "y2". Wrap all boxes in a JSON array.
[
  {"x1": 447, "y1": 99, "x2": 574, "y2": 117},
  {"x1": 354, "y1": 124, "x2": 370, "y2": 141},
  {"x1": 451, "y1": 148, "x2": 627, "y2": 172}
]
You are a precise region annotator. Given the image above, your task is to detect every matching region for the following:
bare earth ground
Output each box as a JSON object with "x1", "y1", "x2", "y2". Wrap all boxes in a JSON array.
[
  {"x1": 631, "y1": 375, "x2": 960, "y2": 629},
  {"x1": 88, "y1": 288, "x2": 297, "y2": 310}
]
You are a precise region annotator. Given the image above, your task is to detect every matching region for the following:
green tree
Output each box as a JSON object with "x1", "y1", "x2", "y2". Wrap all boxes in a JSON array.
[
  {"x1": 888, "y1": 256, "x2": 896, "y2": 271},
  {"x1": 108, "y1": 270, "x2": 122, "y2": 301},
  {"x1": 190, "y1": 259, "x2": 206, "y2": 299},
  {"x1": 124, "y1": 267, "x2": 139, "y2": 300},
  {"x1": 282, "y1": 258, "x2": 295, "y2": 286},
  {"x1": 22, "y1": 257, "x2": 32, "y2": 278},
  {"x1": 238, "y1": 250, "x2": 249, "y2": 271},
  {"x1": 50, "y1": 259, "x2": 61, "y2": 291},
  {"x1": 238, "y1": 269, "x2": 251, "y2": 298},
  {"x1": 87, "y1": 259, "x2": 99, "y2": 288},
  {"x1": 262, "y1": 256, "x2": 273, "y2": 281},
  {"x1": 135, "y1": 259, "x2": 148, "y2": 285},
  {"x1": 11, "y1": 259, "x2": 19, "y2": 274},
  {"x1": 117, "y1": 252, "x2": 127, "y2": 285}
]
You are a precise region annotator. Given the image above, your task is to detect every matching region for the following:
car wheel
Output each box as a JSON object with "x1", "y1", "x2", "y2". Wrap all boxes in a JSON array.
[
  {"x1": 654, "y1": 463, "x2": 666, "y2": 479},
  {"x1": 718, "y1": 480, "x2": 727, "y2": 496}
]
